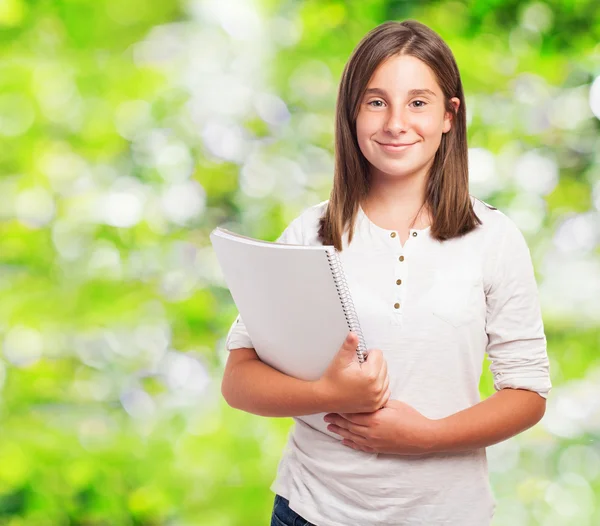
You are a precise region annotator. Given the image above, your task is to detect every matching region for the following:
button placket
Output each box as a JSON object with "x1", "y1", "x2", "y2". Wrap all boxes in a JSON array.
[
  {"x1": 394, "y1": 263, "x2": 404, "y2": 312},
  {"x1": 383, "y1": 225, "x2": 424, "y2": 323},
  {"x1": 392, "y1": 231, "x2": 405, "y2": 316}
]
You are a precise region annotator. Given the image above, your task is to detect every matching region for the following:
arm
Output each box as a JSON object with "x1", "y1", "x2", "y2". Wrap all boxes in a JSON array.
[
  {"x1": 432, "y1": 218, "x2": 550, "y2": 452},
  {"x1": 221, "y1": 347, "x2": 326, "y2": 418},
  {"x1": 223, "y1": 334, "x2": 391, "y2": 418},
  {"x1": 429, "y1": 387, "x2": 545, "y2": 453},
  {"x1": 324, "y1": 386, "x2": 546, "y2": 456}
]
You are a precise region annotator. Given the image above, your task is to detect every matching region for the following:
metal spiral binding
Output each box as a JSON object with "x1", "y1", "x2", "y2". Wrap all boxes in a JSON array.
[{"x1": 325, "y1": 248, "x2": 367, "y2": 363}]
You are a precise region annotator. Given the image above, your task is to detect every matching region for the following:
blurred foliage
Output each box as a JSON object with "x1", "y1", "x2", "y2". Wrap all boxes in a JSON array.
[{"x1": 0, "y1": 0, "x2": 599, "y2": 524}]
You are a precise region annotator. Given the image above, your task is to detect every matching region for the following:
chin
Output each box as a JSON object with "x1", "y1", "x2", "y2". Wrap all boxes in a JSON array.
[{"x1": 371, "y1": 160, "x2": 414, "y2": 174}]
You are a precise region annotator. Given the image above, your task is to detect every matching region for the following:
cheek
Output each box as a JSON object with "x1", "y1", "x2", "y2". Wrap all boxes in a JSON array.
[
  {"x1": 356, "y1": 113, "x2": 374, "y2": 136},
  {"x1": 416, "y1": 114, "x2": 445, "y2": 137},
  {"x1": 356, "y1": 114, "x2": 375, "y2": 150}
]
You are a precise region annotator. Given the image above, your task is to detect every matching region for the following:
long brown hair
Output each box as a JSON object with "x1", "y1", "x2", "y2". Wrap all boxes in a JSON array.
[{"x1": 318, "y1": 20, "x2": 481, "y2": 251}]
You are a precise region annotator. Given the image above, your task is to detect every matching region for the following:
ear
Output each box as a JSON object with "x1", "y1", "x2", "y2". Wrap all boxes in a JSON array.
[{"x1": 443, "y1": 97, "x2": 460, "y2": 133}]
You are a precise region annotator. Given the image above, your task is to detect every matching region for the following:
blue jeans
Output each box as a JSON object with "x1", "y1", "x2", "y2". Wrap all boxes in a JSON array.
[{"x1": 270, "y1": 494, "x2": 316, "y2": 526}]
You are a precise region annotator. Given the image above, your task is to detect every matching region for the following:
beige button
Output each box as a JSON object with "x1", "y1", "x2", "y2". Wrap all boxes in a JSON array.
[
  {"x1": 394, "y1": 303, "x2": 400, "y2": 309},
  {"x1": 412, "y1": 232, "x2": 417, "y2": 237},
  {"x1": 399, "y1": 255, "x2": 404, "y2": 262},
  {"x1": 396, "y1": 279, "x2": 402, "y2": 285},
  {"x1": 390, "y1": 232, "x2": 396, "y2": 238}
]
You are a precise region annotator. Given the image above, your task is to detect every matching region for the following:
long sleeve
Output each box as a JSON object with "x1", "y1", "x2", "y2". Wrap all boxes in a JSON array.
[
  {"x1": 224, "y1": 214, "x2": 305, "y2": 352},
  {"x1": 484, "y1": 218, "x2": 552, "y2": 399},
  {"x1": 225, "y1": 314, "x2": 254, "y2": 351}
]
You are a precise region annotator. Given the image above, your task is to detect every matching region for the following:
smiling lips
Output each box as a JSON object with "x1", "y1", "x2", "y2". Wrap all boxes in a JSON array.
[{"x1": 377, "y1": 141, "x2": 416, "y2": 152}]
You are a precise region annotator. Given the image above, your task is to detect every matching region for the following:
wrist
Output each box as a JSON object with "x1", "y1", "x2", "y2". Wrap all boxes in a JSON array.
[
  {"x1": 425, "y1": 417, "x2": 446, "y2": 453},
  {"x1": 311, "y1": 379, "x2": 335, "y2": 413}
]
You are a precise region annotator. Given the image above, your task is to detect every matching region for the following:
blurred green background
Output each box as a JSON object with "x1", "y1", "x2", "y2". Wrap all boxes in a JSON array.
[{"x1": 0, "y1": 0, "x2": 599, "y2": 524}]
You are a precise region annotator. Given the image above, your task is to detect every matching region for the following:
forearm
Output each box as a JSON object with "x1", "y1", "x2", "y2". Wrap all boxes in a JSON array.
[
  {"x1": 222, "y1": 356, "x2": 327, "y2": 418},
  {"x1": 430, "y1": 388, "x2": 546, "y2": 453}
]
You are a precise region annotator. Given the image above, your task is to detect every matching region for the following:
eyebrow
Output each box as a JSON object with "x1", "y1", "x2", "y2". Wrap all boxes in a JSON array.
[{"x1": 364, "y1": 88, "x2": 437, "y2": 98}]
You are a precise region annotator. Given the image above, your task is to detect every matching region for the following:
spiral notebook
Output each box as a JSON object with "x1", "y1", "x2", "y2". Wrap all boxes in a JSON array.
[{"x1": 210, "y1": 227, "x2": 367, "y2": 381}]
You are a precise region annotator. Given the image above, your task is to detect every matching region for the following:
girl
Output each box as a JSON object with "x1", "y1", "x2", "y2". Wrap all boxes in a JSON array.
[{"x1": 221, "y1": 19, "x2": 551, "y2": 526}]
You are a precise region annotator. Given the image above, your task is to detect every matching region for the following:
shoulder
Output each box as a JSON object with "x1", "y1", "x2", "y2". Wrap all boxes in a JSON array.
[
  {"x1": 471, "y1": 195, "x2": 520, "y2": 236},
  {"x1": 278, "y1": 199, "x2": 328, "y2": 245},
  {"x1": 300, "y1": 199, "x2": 329, "y2": 225},
  {"x1": 470, "y1": 195, "x2": 530, "y2": 254}
]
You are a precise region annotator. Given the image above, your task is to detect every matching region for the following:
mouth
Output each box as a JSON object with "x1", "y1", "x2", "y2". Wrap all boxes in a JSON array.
[{"x1": 376, "y1": 141, "x2": 416, "y2": 152}]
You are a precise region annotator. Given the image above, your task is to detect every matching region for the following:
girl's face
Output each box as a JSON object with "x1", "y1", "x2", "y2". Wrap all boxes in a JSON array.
[{"x1": 356, "y1": 54, "x2": 460, "y2": 182}]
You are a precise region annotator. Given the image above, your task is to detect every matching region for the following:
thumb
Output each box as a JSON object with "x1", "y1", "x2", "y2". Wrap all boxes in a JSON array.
[{"x1": 339, "y1": 332, "x2": 358, "y2": 355}]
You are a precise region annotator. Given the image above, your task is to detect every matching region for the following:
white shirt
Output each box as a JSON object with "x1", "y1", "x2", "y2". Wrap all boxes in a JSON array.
[{"x1": 225, "y1": 196, "x2": 552, "y2": 526}]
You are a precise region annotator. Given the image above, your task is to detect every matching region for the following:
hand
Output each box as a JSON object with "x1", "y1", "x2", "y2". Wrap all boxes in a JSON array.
[
  {"x1": 315, "y1": 332, "x2": 390, "y2": 414},
  {"x1": 323, "y1": 399, "x2": 437, "y2": 455}
]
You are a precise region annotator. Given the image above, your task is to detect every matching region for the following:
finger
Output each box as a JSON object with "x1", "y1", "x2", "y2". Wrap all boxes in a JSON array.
[
  {"x1": 338, "y1": 412, "x2": 374, "y2": 426},
  {"x1": 342, "y1": 439, "x2": 359, "y2": 451},
  {"x1": 327, "y1": 424, "x2": 368, "y2": 443},
  {"x1": 377, "y1": 376, "x2": 389, "y2": 403},
  {"x1": 342, "y1": 440, "x2": 375, "y2": 453},
  {"x1": 373, "y1": 365, "x2": 388, "y2": 405},
  {"x1": 381, "y1": 374, "x2": 389, "y2": 394},
  {"x1": 377, "y1": 387, "x2": 391, "y2": 410},
  {"x1": 376, "y1": 359, "x2": 386, "y2": 387},
  {"x1": 365, "y1": 349, "x2": 382, "y2": 369},
  {"x1": 378, "y1": 356, "x2": 389, "y2": 385},
  {"x1": 326, "y1": 417, "x2": 368, "y2": 437}
]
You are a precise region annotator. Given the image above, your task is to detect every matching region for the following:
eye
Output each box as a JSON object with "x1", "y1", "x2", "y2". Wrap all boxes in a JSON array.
[
  {"x1": 367, "y1": 99, "x2": 384, "y2": 107},
  {"x1": 411, "y1": 100, "x2": 427, "y2": 108}
]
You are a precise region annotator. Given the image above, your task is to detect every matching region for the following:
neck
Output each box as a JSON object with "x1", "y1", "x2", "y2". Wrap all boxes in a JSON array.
[{"x1": 362, "y1": 167, "x2": 431, "y2": 227}]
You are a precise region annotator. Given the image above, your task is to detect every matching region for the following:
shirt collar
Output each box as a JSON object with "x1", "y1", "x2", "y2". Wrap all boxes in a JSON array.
[{"x1": 356, "y1": 204, "x2": 431, "y2": 239}]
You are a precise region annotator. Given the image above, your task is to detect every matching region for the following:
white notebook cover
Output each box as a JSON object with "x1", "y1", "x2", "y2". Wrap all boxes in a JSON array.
[{"x1": 210, "y1": 227, "x2": 353, "y2": 382}]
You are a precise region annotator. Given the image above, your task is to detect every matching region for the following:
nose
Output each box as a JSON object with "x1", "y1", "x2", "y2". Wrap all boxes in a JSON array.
[{"x1": 383, "y1": 106, "x2": 409, "y2": 135}]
